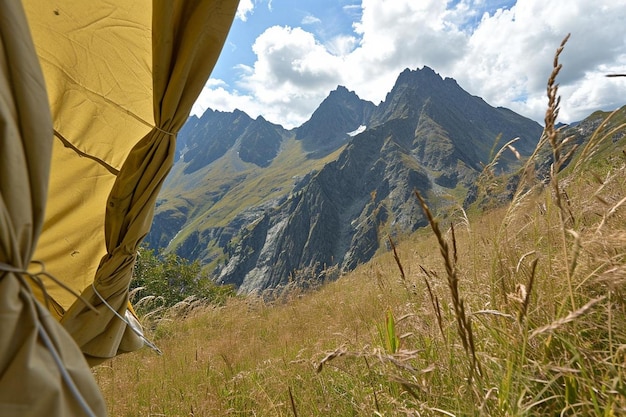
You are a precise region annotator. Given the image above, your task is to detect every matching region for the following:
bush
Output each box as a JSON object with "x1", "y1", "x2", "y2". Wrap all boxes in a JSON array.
[{"x1": 131, "y1": 245, "x2": 235, "y2": 313}]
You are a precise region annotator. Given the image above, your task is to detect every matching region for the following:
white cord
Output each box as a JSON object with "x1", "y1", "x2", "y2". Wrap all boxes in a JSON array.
[
  {"x1": 37, "y1": 321, "x2": 99, "y2": 417},
  {"x1": 91, "y1": 283, "x2": 162, "y2": 355}
]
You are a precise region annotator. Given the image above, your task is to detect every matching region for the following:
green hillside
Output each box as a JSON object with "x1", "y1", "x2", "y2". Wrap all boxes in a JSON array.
[
  {"x1": 157, "y1": 136, "x2": 344, "y2": 269},
  {"x1": 95, "y1": 64, "x2": 626, "y2": 415},
  {"x1": 97, "y1": 147, "x2": 626, "y2": 415}
]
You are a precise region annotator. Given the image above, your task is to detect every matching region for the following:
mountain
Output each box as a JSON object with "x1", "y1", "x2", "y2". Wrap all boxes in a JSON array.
[
  {"x1": 147, "y1": 66, "x2": 544, "y2": 294},
  {"x1": 295, "y1": 85, "x2": 376, "y2": 158},
  {"x1": 217, "y1": 119, "x2": 433, "y2": 292},
  {"x1": 175, "y1": 109, "x2": 286, "y2": 172}
]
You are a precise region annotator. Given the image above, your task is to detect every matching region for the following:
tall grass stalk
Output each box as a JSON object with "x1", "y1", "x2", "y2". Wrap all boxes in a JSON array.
[
  {"x1": 414, "y1": 189, "x2": 481, "y2": 382},
  {"x1": 544, "y1": 34, "x2": 580, "y2": 312}
]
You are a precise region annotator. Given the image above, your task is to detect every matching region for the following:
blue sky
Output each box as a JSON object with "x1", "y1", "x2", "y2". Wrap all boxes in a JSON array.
[{"x1": 193, "y1": 0, "x2": 626, "y2": 129}]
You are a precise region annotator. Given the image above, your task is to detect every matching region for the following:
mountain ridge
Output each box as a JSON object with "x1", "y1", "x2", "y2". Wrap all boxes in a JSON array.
[{"x1": 147, "y1": 66, "x2": 545, "y2": 294}]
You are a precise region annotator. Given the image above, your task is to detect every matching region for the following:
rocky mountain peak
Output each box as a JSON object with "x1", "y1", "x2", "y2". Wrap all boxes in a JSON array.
[
  {"x1": 295, "y1": 85, "x2": 376, "y2": 158},
  {"x1": 397, "y1": 65, "x2": 440, "y2": 82},
  {"x1": 328, "y1": 85, "x2": 357, "y2": 99}
]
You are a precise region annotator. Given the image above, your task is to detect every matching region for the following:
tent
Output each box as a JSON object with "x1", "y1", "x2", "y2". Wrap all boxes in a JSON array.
[{"x1": 0, "y1": 1, "x2": 239, "y2": 415}]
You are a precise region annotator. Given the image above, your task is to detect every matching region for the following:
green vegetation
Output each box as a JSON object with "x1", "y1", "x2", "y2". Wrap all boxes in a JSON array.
[
  {"x1": 157, "y1": 136, "x2": 344, "y2": 271},
  {"x1": 131, "y1": 245, "x2": 236, "y2": 314},
  {"x1": 95, "y1": 37, "x2": 626, "y2": 416}
]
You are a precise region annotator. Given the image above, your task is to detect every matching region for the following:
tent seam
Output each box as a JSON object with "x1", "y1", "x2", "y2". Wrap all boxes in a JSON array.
[{"x1": 53, "y1": 130, "x2": 120, "y2": 175}]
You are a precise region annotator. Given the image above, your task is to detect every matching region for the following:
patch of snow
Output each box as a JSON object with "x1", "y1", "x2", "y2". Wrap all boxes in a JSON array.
[{"x1": 347, "y1": 125, "x2": 366, "y2": 137}]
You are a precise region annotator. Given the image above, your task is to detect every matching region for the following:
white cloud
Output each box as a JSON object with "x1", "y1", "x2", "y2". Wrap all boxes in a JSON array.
[
  {"x1": 194, "y1": 27, "x2": 345, "y2": 128},
  {"x1": 195, "y1": 0, "x2": 626, "y2": 128},
  {"x1": 301, "y1": 14, "x2": 321, "y2": 25},
  {"x1": 344, "y1": 0, "x2": 469, "y2": 103},
  {"x1": 325, "y1": 35, "x2": 358, "y2": 57},
  {"x1": 343, "y1": 4, "x2": 362, "y2": 13},
  {"x1": 191, "y1": 83, "x2": 260, "y2": 121},
  {"x1": 242, "y1": 26, "x2": 346, "y2": 127},
  {"x1": 235, "y1": 0, "x2": 254, "y2": 21},
  {"x1": 452, "y1": 0, "x2": 626, "y2": 124}
]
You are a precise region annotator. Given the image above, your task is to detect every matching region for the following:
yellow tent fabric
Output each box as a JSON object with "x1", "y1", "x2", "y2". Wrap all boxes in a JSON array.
[
  {"x1": 23, "y1": 0, "x2": 239, "y2": 364},
  {"x1": 0, "y1": 2, "x2": 107, "y2": 416},
  {"x1": 1, "y1": 0, "x2": 237, "y2": 414}
]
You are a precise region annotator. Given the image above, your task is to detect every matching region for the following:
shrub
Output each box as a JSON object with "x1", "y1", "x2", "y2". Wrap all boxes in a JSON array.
[{"x1": 130, "y1": 245, "x2": 235, "y2": 313}]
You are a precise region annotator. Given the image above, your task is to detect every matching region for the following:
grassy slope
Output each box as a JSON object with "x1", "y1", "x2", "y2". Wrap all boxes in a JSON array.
[
  {"x1": 96, "y1": 50, "x2": 626, "y2": 415},
  {"x1": 95, "y1": 117, "x2": 626, "y2": 416},
  {"x1": 156, "y1": 136, "x2": 344, "y2": 267},
  {"x1": 166, "y1": 135, "x2": 344, "y2": 220}
]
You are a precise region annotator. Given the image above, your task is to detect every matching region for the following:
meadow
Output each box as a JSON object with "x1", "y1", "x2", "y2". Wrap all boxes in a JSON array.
[{"x1": 95, "y1": 37, "x2": 626, "y2": 416}]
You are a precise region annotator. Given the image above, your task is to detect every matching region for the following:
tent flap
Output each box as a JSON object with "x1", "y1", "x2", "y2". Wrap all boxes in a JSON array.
[
  {"x1": 0, "y1": 1, "x2": 107, "y2": 415},
  {"x1": 2, "y1": 0, "x2": 239, "y2": 414},
  {"x1": 55, "y1": 0, "x2": 240, "y2": 362}
]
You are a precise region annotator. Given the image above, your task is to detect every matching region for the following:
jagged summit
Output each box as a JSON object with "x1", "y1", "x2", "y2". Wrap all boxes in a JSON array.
[
  {"x1": 295, "y1": 85, "x2": 375, "y2": 158},
  {"x1": 371, "y1": 65, "x2": 541, "y2": 170},
  {"x1": 331, "y1": 84, "x2": 356, "y2": 96}
]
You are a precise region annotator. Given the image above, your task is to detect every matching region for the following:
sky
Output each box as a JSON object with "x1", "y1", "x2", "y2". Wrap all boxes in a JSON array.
[{"x1": 191, "y1": 0, "x2": 626, "y2": 129}]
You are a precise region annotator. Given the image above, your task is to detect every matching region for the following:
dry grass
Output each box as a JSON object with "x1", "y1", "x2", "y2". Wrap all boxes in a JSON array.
[{"x1": 95, "y1": 36, "x2": 626, "y2": 416}]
